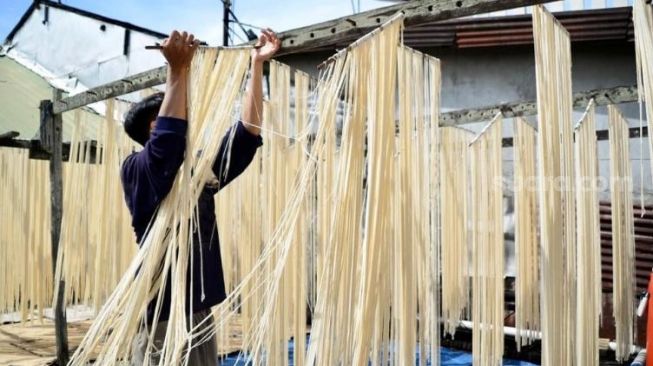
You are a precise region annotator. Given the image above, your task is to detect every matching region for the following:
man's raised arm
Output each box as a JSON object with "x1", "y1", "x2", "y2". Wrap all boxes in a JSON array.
[
  {"x1": 159, "y1": 30, "x2": 198, "y2": 121},
  {"x1": 241, "y1": 29, "x2": 281, "y2": 136}
]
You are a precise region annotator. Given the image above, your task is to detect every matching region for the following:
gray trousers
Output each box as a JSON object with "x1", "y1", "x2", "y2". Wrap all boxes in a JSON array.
[{"x1": 131, "y1": 309, "x2": 219, "y2": 366}]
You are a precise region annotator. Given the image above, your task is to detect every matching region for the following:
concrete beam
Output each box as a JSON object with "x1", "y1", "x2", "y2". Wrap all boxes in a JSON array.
[
  {"x1": 52, "y1": 66, "x2": 166, "y2": 114},
  {"x1": 270, "y1": 0, "x2": 557, "y2": 54},
  {"x1": 440, "y1": 85, "x2": 639, "y2": 126}
]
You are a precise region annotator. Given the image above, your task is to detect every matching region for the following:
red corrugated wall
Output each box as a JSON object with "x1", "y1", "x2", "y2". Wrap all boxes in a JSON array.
[{"x1": 599, "y1": 202, "x2": 653, "y2": 346}]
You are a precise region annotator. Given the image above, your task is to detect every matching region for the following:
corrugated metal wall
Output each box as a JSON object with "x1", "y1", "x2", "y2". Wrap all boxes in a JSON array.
[{"x1": 600, "y1": 202, "x2": 653, "y2": 292}]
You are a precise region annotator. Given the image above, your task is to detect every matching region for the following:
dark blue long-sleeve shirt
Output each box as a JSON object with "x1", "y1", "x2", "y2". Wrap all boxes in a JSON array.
[{"x1": 120, "y1": 116, "x2": 262, "y2": 322}]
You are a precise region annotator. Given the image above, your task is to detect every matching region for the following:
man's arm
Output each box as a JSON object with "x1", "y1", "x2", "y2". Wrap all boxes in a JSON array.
[
  {"x1": 211, "y1": 122, "x2": 263, "y2": 190},
  {"x1": 133, "y1": 30, "x2": 198, "y2": 180},
  {"x1": 122, "y1": 31, "x2": 198, "y2": 203},
  {"x1": 209, "y1": 29, "x2": 279, "y2": 191},
  {"x1": 160, "y1": 30, "x2": 198, "y2": 121},
  {"x1": 241, "y1": 29, "x2": 281, "y2": 136}
]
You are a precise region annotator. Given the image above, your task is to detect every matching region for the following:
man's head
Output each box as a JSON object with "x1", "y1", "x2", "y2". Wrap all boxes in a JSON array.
[{"x1": 124, "y1": 92, "x2": 165, "y2": 145}]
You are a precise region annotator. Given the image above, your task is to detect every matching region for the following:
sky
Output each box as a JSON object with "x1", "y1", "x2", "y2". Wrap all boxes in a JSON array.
[{"x1": 0, "y1": 0, "x2": 392, "y2": 45}]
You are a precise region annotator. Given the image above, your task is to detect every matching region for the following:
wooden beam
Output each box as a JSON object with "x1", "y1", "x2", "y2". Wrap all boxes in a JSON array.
[
  {"x1": 441, "y1": 85, "x2": 638, "y2": 126},
  {"x1": 0, "y1": 138, "x2": 56, "y2": 160},
  {"x1": 52, "y1": 66, "x2": 166, "y2": 114},
  {"x1": 0, "y1": 131, "x2": 19, "y2": 141},
  {"x1": 268, "y1": 0, "x2": 557, "y2": 54},
  {"x1": 41, "y1": 90, "x2": 70, "y2": 365},
  {"x1": 0, "y1": 138, "x2": 102, "y2": 161},
  {"x1": 0, "y1": 138, "x2": 33, "y2": 150}
]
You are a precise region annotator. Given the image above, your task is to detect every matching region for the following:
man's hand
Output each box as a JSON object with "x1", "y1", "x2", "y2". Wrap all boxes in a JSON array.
[
  {"x1": 161, "y1": 30, "x2": 199, "y2": 72},
  {"x1": 251, "y1": 29, "x2": 281, "y2": 64}
]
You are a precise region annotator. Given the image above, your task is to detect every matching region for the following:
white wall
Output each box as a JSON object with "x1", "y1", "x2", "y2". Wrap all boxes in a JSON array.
[{"x1": 5, "y1": 4, "x2": 165, "y2": 103}]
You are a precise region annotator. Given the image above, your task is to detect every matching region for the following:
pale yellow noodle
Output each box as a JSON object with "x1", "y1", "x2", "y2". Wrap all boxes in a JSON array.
[
  {"x1": 574, "y1": 100, "x2": 601, "y2": 366},
  {"x1": 533, "y1": 6, "x2": 575, "y2": 365},
  {"x1": 470, "y1": 114, "x2": 504, "y2": 366},
  {"x1": 633, "y1": 0, "x2": 653, "y2": 192},
  {"x1": 608, "y1": 104, "x2": 635, "y2": 362},
  {"x1": 441, "y1": 126, "x2": 474, "y2": 336},
  {"x1": 513, "y1": 117, "x2": 539, "y2": 350}
]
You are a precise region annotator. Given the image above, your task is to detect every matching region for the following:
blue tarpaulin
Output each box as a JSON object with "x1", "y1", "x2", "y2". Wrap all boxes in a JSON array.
[
  {"x1": 220, "y1": 343, "x2": 539, "y2": 365},
  {"x1": 440, "y1": 347, "x2": 538, "y2": 365}
]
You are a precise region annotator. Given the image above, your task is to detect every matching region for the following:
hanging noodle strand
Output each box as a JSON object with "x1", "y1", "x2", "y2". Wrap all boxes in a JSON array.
[
  {"x1": 608, "y1": 104, "x2": 635, "y2": 363},
  {"x1": 574, "y1": 99, "x2": 602, "y2": 366},
  {"x1": 470, "y1": 113, "x2": 504, "y2": 366},
  {"x1": 532, "y1": 5, "x2": 576, "y2": 366},
  {"x1": 513, "y1": 117, "x2": 539, "y2": 350}
]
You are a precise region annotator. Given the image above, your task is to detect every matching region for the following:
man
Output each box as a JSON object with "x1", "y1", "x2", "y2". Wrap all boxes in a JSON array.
[{"x1": 121, "y1": 29, "x2": 280, "y2": 365}]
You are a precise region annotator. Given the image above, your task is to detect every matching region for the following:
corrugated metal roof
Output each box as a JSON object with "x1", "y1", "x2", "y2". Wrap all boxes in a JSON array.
[
  {"x1": 0, "y1": 56, "x2": 103, "y2": 142},
  {"x1": 415, "y1": 6, "x2": 635, "y2": 49},
  {"x1": 324, "y1": 6, "x2": 634, "y2": 50}
]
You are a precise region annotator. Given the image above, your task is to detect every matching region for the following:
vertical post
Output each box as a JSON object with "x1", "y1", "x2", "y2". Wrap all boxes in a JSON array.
[
  {"x1": 40, "y1": 88, "x2": 69, "y2": 365},
  {"x1": 223, "y1": 0, "x2": 231, "y2": 46}
]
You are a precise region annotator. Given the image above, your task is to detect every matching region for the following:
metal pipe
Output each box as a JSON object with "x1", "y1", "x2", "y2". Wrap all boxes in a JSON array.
[
  {"x1": 458, "y1": 320, "x2": 642, "y2": 355},
  {"x1": 223, "y1": 0, "x2": 231, "y2": 47}
]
